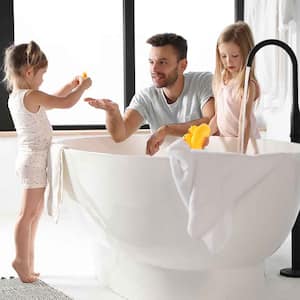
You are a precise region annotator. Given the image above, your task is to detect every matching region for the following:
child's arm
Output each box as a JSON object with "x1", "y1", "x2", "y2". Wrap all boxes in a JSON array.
[
  {"x1": 24, "y1": 77, "x2": 92, "y2": 111},
  {"x1": 53, "y1": 77, "x2": 81, "y2": 97},
  {"x1": 239, "y1": 81, "x2": 258, "y2": 153},
  {"x1": 208, "y1": 114, "x2": 219, "y2": 136},
  {"x1": 208, "y1": 98, "x2": 219, "y2": 136}
]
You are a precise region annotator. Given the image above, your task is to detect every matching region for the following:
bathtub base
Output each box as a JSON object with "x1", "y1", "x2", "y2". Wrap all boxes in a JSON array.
[{"x1": 98, "y1": 251, "x2": 268, "y2": 300}]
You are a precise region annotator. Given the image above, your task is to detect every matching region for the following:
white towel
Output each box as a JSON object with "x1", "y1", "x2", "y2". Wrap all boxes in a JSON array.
[
  {"x1": 168, "y1": 139, "x2": 298, "y2": 253},
  {"x1": 45, "y1": 143, "x2": 66, "y2": 223}
]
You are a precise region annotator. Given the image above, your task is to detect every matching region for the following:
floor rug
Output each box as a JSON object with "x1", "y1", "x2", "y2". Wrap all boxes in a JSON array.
[{"x1": 0, "y1": 278, "x2": 73, "y2": 300}]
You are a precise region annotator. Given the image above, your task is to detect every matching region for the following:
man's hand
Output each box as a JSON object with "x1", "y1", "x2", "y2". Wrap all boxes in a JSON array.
[
  {"x1": 146, "y1": 126, "x2": 167, "y2": 156},
  {"x1": 84, "y1": 98, "x2": 119, "y2": 113}
]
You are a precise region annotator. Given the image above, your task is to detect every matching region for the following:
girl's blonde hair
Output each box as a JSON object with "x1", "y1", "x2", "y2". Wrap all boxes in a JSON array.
[
  {"x1": 3, "y1": 40, "x2": 48, "y2": 91},
  {"x1": 213, "y1": 21, "x2": 256, "y2": 97}
]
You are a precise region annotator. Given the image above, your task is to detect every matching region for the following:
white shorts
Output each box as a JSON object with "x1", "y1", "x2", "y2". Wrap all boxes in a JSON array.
[{"x1": 16, "y1": 150, "x2": 49, "y2": 189}]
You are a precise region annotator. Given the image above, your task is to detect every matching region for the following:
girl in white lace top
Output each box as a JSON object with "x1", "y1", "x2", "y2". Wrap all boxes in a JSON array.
[{"x1": 4, "y1": 41, "x2": 92, "y2": 283}]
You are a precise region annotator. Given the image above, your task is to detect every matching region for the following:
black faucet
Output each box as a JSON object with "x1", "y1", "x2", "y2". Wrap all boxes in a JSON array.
[{"x1": 246, "y1": 39, "x2": 300, "y2": 277}]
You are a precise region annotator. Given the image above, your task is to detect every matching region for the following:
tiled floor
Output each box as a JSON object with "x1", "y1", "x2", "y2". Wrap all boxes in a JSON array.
[{"x1": 1, "y1": 202, "x2": 300, "y2": 300}]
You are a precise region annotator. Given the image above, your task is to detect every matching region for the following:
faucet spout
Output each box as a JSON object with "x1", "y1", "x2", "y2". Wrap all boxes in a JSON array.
[
  {"x1": 246, "y1": 39, "x2": 300, "y2": 278},
  {"x1": 246, "y1": 39, "x2": 300, "y2": 143}
]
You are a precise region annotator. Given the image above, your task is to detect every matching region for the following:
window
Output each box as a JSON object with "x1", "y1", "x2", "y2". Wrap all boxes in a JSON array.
[
  {"x1": 0, "y1": 0, "x2": 239, "y2": 131},
  {"x1": 135, "y1": 0, "x2": 234, "y2": 90},
  {"x1": 14, "y1": 0, "x2": 123, "y2": 126}
]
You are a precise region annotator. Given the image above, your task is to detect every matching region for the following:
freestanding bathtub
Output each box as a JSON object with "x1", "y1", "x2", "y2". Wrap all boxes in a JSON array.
[{"x1": 56, "y1": 134, "x2": 300, "y2": 300}]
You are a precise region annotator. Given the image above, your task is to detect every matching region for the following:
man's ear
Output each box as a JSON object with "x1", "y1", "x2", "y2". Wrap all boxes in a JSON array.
[{"x1": 179, "y1": 58, "x2": 188, "y2": 73}]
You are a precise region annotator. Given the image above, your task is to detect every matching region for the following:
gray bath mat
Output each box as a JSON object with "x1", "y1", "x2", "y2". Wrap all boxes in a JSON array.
[{"x1": 0, "y1": 278, "x2": 73, "y2": 300}]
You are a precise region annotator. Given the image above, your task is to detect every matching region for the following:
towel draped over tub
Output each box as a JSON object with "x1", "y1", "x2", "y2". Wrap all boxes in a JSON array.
[
  {"x1": 167, "y1": 138, "x2": 300, "y2": 253},
  {"x1": 44, "y1": 143, "x2": 65, "y2": 223}
]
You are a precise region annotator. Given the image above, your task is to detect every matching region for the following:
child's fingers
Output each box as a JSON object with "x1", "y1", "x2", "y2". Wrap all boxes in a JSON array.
[
  {"x1": 74, "y1": 73, "x2": 90, "y2": 86},
  {"x1": 82, "y1": 77, "x2": 92, "y2": 89},
  {"x1": 72, "y1": 76, "x2": 82, "y2": 87}
]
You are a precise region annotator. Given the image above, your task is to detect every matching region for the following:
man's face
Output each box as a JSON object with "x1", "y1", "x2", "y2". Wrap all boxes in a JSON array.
[{"x1": 148, "y1": 45, "x2": 183, "y2": 88}]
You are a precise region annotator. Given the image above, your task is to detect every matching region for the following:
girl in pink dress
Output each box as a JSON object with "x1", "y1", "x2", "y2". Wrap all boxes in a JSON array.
[{"x1": 209, "y1": 21, "x2": 260, "y2": 152}]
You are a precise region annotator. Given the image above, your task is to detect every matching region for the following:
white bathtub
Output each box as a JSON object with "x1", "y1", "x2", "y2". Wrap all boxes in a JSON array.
[{"x1": 57, "y1": 134, "x2": 300, "y2": 300}]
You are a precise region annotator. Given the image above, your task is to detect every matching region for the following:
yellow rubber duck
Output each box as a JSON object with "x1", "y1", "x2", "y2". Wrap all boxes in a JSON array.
[{"x1": 183, "y1": 123, "x2": 211, "y2": 149}]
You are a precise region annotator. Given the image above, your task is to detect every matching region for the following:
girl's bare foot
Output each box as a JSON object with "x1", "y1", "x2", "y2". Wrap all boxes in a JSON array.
[
  {"x1": 30, "y1": 258, "x2": 40, "y2": 277},
  {"x1": 12, "y1": 260, "x2": 38, "y2": 283},
  {"x1": 30, "y1": 263, "x2": 40, "y2": 277}
]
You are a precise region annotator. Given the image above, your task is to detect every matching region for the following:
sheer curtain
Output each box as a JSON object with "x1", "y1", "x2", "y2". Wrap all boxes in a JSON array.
[{"x1": 245, "y1": 0, "x2": 298, "y2": 140}]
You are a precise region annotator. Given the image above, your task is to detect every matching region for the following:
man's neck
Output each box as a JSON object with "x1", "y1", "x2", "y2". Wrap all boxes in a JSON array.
[{"x1": 162, "y1": 76, "x2": 184, "y2": 104}]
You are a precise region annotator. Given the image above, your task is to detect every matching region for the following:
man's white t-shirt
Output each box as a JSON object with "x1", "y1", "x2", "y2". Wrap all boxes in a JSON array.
[{"x1": 128, "y1": 72, "x2": 213, "y2": 132}]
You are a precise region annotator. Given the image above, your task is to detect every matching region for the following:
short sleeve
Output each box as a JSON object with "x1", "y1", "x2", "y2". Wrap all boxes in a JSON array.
[
  {"x1": 126, "y1": 93, "x2": 147, "y2": 122},
  {"x1": 198, "y1": 72, "x2": 213, "y2": 108}
]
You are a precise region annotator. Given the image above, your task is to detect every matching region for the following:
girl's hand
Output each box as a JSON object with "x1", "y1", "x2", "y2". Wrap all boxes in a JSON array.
[
  {"x1": 80, "y1": 77, "x2": 92, "y2": 90},
  {"x1": 71, "y1": 76, "x2": 82, "y2": 89},
  {"x1": 71, "y1": 74, "x2": 91, "y2": 89}
]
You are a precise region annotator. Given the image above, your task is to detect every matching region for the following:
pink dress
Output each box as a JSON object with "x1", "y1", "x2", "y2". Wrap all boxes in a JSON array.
[{"x1": 216, "y1": 80, "x2": 260, "y2": 138}]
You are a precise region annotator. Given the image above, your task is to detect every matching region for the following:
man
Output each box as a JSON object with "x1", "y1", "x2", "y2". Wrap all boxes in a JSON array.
[{"x1": 85, "y1": 33, "x2": 214, "y2": 155}]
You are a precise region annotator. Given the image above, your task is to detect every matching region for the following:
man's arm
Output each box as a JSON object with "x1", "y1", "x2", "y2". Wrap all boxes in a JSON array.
[
  {"x1": 111, "y1": 108, "x2": 143, "y2": 142},
  {"x1": 146, "y1": 97, "x2": 215, "y2": 155},
  {"x1": 85, "y1": 98, "x2": 143, "y2": 142}
]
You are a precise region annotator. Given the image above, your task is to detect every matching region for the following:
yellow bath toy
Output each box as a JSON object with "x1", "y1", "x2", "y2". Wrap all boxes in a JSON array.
[
  {"x1": 82, "y1": 72, "x2": 87, "y2": 79},
  {"x1": 183, "y1": 132, "x2": 192, "y2": 145},
  {"x1": 188, "y1": 125, "x2": 198, "y2": 134},
  {"x1": 183, "y1": 123, "x2": 211, "y2": 149}
]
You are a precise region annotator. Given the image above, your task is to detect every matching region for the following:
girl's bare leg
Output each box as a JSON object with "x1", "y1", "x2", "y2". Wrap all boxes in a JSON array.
[
  {"x1": 12, "y1": 188, "x2": 44, "y2": 283},
  {"x1": 29, "y1": 196, "x2": 44, "y2": 276}
]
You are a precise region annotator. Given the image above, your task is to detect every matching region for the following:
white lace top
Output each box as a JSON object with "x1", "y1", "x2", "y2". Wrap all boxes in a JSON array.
[{"x1": 8, "y1": 89, "x2": 52, "y2": 151}]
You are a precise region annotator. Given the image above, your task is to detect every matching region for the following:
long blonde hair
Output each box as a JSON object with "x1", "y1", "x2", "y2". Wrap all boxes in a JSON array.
[
  {"x1": 3, "y1": 41, "x2": 48, "y2": 91},
  {"x1": 213, "y1": 21, "x2": 257, "y2": 98}
]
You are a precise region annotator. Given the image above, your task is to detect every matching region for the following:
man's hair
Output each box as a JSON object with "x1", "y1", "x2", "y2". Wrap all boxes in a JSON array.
[{"x1": 146, "y1": 33, "x2": 187, "y2": 60}]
